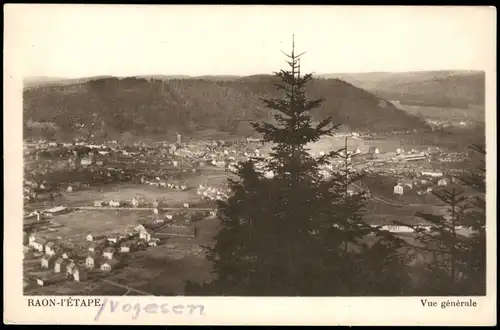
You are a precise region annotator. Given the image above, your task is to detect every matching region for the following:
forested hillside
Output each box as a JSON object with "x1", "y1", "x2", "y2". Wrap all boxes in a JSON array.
[
  {"x1": 321, "y1": 71, "x2": 485, "y2": 109},
  {"x1": 23, "y1": 76, "x2": 429, "y2": 140}
]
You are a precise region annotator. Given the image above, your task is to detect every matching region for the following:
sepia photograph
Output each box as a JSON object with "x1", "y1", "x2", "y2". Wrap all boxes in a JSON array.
[{"x1": 4, "y1": 4, "x2": 497, "y2": 326}]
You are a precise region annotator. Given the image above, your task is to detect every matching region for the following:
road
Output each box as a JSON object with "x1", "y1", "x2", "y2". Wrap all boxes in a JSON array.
[{"x1": 100, "y1": 278, "x2": 153, "y2": 296}]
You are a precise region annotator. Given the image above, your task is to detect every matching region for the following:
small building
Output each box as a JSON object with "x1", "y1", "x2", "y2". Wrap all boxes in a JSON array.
[
  {"x1": 148, "y1": 238, "x2": 160, "y2": 247},
  {"x1": 43, "y1": 206, "x2": 68, "y2": 216},
  {"x1": 100, "y1": 259, "x2": 119, "y2": 272},
  {"x1": 393, "y1": 184, "x2": 404, "y2": 195},
  {"x1": 54, "y1": 258, "x2": 67, "y2": 273},
  {"x1": 103, "y1": 247, "x2": 116, "y2": 260},
  {"x1": 28, "y1": 234, "x2": 36, "y2": 246},
  {"x1": 87, "y1": 234, "x2": 94, "y2": 242},
  {"x1": 131, "y1": 197, "x2": 139, "y2": 207},
  {"x1": 94, "y1": 200, "x2": 105, "y2": 207},
  {"x1": 31, "y1": 237, "x2": 47, "y2": 252},
  {"x1": 398, "y1": 178, "x2": 414, "y2": 189},
  {"x1": 41, "y1": 255, "x2": 54, "y2": 269},
  {"x1": 107, "y1": 235, "x2": 121, "y2": 244},
  {"x1": 66, "y1": 262, "x2": 76, "y2": 276},
  {"x1": 133, "y1": 224, "x2": 146, "y2": 233},
  {"x1": 438, "y1": 178, "x2": 449, "y2": 186},
  {"x1": 36, "y1": 278, "x2": 46, "y2": 287},
  {"x1": 45, "y1": 241, "x2": 56, "y2": 256},
  {"x1": 72, "y1": 267, "x2": 87, "y2": 282},
  {"x1": 120, "y1": 242, "x2": 133, "y2": 253},
  {"x1": 139, "y1": 230, "x2": 152, "y2": 242},
  {"x1": 183, "y1": 203, "x2": 190, "y2": 209},
  {"x1": 85, "y1": 254, "x2": 100, "y2": 269},
  {"x1": 66, "y1": 186, "x2": 73, "y2": 193}
]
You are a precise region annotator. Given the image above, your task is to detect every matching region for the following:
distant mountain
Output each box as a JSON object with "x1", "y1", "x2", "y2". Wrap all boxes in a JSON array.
[
  {"x1": 317, "y1": 70, "x2": 485, "y2": 108},
  {"x1": 23, "y1": 75, "x2": 430, "y2": 140}
]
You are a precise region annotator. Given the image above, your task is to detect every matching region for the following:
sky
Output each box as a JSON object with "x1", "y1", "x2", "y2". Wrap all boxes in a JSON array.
[{"x1": 6, "y1": 5, "x2": 497, "y2": 78}]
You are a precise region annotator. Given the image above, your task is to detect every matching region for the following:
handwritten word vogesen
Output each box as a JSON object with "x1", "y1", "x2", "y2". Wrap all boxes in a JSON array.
[{"x1": 94, "y1": 298, "x2": 205, "y2": 321}]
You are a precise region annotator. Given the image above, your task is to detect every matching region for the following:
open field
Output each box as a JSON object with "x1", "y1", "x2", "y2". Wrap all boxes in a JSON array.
[
  {"x1": 47, "y1": 209, "x2": 151, "y2": 236},
  {"x1": 46, "y1": 172, "x2": 227, "y2": 208},
  {"x1": 364, "y1": 201, "x2": 448, "y2": 225},
  {"x1": 397, "y1": 103, "x2": 485, "y2": 124},
  {"x1": 306, "y1": 135, "x2": 423, "y2": 155}
]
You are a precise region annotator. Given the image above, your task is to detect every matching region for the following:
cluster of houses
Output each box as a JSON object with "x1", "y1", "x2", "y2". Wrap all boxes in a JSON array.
[
  {"x1": 196, "y1": 184, "x2": 230, "y2": 201},
  {"x1": 140, "y1": 176, "x2": 188, "y2": 190},
  {"x1": 393, "y1": 172, "x2": 458, "y2": 196},
  {"x1": 25, "y1": 223, "x2": 163, "y2": 286}
]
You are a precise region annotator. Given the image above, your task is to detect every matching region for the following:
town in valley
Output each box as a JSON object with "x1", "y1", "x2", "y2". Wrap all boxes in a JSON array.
[{"x1": 20, "y1": 8, "x2": 487, "y2": 297}]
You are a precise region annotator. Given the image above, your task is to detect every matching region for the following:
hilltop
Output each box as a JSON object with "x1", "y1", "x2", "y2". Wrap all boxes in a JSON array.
[
  {"x1": 23, "y1": 75, "x2": 430, "y2": 140},
  {"x1": 318, "y1": 70, "x2": 485, "y2": 109}
]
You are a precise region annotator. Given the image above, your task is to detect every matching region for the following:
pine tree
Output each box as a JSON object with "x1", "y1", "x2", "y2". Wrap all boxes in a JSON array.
[
  {"x1": 396, "y1": 144, "x2": 486, "y2": 295},
  {"x1": 186, "y1": 36, "x2": 344, "y2": 295},
  {"x1": 185, "y1": 36, "x2": 409, "y2": 296},
  {"x1": 327, "y1": 137, "x2": 373, "y2": 254},
  {"x1": 456, "y1": 144, "x2": 486, "y2": 294}
]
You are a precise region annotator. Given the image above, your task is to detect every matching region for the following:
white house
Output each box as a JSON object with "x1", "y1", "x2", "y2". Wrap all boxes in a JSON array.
[
  {"x1": 133, "y1": 224, "x2": 146, "y2": 233},
  {"x1": 393, "y1": 184, "x2": 404, "y2": 195},
  {"x1": 438, "y1": 178, "x2": 449, "y2": 186},
  {"x1": 85, "y1": 255, "x2": 100, "y2": 269},
  {"x1": 139, "y1": 230, "x2": 152, "y2": 242},
  {"x1": 66, "y1": 262, "x2": 76, "y2": 276},
  {"x1": 153, "y1": 208, "x2": 159, "y2": 215},
  {"x1": 54, "y1": 258, "x2": 67, "y2": 273},
  {"x1": 31, "y1": 237, "x2": 47, "y2": 252},
  {"x1": 100, "y1": 260, "x2": 118, "y2": 272},
  {"x1": 107, "y1": 235, "x2": 120, "y2": 244},
  {"x1": 44, "y1": 241, "x2": 56, "y2": 256},
  {"x1": 131, "y1": 197, "x2": 139, "y2": 207},
  {"x1": 120, "y1": 242, "x2": 133, "y2": 253},
  {"x1": 102, "y1": 247, "x2": 116, "y2": 260},
  {"x1": 109, "y1": 200, "x2": 120, "y2": 207},
  {"x1": 165, "y1": 214, "x2": 173, "y2": 220},
  {"x1": 41, "y1": 255, "x2": 54, "y2": 269},
  {"x1": 66, "y1": 186, "x2": 73, "y2": 193},
  {"x1": 148, "y1": 238, "x2": 160, "y2": 247},
  {"x1": 183, "y1": 203, "x2": 190, "y2": 209},
  {"x1": 87, "y1": 234, "x2": 94, "y2": 242},
  {"x1": 73, "y1": 267, "x2": 87, "y2": 282}
]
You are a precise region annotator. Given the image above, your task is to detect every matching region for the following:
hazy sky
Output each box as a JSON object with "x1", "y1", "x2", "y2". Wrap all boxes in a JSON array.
[{"x1": 6, "y1": 5, "x2": 496, "y2": 78}]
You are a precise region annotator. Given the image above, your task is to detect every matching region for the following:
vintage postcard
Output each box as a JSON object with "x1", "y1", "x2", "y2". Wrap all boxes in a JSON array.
[{"x1": 4, "y1": 4, "x2": 497, "y2": 326}]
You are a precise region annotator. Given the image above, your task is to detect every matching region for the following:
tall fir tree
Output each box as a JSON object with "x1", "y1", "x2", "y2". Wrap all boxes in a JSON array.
[{"x1": 186, "y1": 36, "x2": 407, "y2": 296}]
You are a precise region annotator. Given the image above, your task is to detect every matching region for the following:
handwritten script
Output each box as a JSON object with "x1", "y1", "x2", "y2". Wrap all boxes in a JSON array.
[{"x1": 94, "y1": 298, "x2": 205, "y2": 321}]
